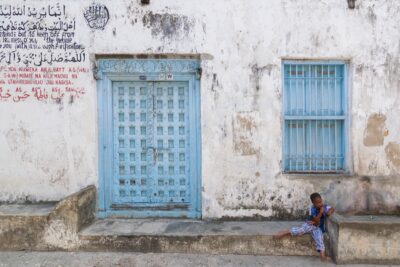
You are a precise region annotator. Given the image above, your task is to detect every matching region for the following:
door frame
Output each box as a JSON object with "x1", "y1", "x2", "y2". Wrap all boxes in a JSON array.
[{"x1": 96, "y1": 59, "x2": 202, "y2": 218}]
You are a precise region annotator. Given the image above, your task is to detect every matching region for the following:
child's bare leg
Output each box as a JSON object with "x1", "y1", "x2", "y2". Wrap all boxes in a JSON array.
[
  {"x1": 273, "y1": 230, "x2": 291, "y2": 239},
  {"x1": 311, "y1": 227, "x2": 330, "y2": 261},
  {"x1": 319, "y1": 251, "x2": 331, "y2": 261}
]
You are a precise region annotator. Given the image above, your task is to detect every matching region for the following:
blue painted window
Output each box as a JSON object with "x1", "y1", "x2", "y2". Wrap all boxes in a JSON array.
[{"x1": 283, "y1": 62, "x2": 346, "y2": 172}]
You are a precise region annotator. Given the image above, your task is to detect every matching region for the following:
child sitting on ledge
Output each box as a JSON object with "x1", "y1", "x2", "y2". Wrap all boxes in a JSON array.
[{"x1": 273, "y1": 192, "x2": 334, "y2": 261}]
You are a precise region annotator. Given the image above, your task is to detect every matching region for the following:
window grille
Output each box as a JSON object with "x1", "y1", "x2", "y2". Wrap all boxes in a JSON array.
[{"x1": 283, "y1": 63, "x2": 346, "y2": 172}]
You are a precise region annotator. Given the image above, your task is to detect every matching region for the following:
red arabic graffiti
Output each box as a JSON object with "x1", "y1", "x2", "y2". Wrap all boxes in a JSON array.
[
  {"x1": 0, "y1": 66, "x2": 88, "y2": 103},
  {"x1": 0, "y1": 87, "x2": 85, "y2": 103}
]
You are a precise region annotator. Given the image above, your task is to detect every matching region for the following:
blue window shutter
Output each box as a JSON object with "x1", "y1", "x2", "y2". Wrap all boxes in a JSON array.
[{"x1": 283, "y1": 63, "x2": 346, "y2": 172}]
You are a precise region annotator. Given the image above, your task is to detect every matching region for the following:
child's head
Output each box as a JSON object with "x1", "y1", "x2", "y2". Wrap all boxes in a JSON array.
[{"x1": 310, "y1": 192, "x2": 323, "y2": 208}]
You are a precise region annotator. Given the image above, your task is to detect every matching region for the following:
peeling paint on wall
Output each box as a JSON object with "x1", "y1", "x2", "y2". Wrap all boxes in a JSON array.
[
  {"x1": 363, "y1": 113, "x2": 387, "y2": 147},
  {"x1": 232, "y1": 112, "x2": 259, "y2": 156},
  {"x1": 385, "y1": 142, "x2": 400, "y2": 170}
]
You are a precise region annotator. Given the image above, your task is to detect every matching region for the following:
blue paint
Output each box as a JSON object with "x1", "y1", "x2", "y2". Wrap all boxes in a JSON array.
[
  {"x1": 282, "y1": 61, "x2": 347, "y2": 173},
  {"x1": 97, "y1": 59, "x2": 201, "y2": 218}
]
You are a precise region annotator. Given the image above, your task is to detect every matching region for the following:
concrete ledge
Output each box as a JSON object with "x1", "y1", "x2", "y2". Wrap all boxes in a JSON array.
[
  {"x1": 79, "y1": 219, "x2": 317, "y2": 256},
  {"x1": 49, "y1": 185, "x2": 96, "y2": 233},
  {"x1": 327, "y1": 213, "x2": 400, "y2": 265},
  {"x1": 0, "y1": 185, "x2": 96, "y2": 251},
  {"x1": 0, "y1": 203, "x2": 55, "y2": 250}
]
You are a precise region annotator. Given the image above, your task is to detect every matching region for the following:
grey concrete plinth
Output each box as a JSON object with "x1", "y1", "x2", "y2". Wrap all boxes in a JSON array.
[
  {"x1": 79, "y1": 219, "x2": 317, "y2": 256},
  {"x1": 327, "y1": 214, "x2": 400, "y2": 265}
]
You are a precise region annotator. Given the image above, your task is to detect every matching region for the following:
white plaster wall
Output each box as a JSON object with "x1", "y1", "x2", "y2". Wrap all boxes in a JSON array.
[{"x1": 0, "y1": 0, "x2": 399, "y2": 218}]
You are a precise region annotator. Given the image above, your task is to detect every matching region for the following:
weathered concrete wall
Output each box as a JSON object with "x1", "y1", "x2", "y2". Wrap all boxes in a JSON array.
[
  {"x1": 328, "y1": 214, "x2": 400, "y2": 264},
  {"x1": 0, "y1": 0, "x2": 400, "y2": 218}
]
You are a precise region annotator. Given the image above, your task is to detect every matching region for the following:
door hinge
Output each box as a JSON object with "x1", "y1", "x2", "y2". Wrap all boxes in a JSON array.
[{"x1": 196, "y1": 67, "x2": 202, "y2": 80}]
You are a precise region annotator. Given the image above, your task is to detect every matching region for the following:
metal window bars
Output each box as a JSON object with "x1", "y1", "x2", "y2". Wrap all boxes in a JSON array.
[{"x1": 283, "y1": 63, "x2": 345, "y2": 172}]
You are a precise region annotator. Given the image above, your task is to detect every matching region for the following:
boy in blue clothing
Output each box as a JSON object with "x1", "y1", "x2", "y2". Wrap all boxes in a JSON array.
[{"x1": 273, "y1": 192, "x2": 334, "y2": 261}]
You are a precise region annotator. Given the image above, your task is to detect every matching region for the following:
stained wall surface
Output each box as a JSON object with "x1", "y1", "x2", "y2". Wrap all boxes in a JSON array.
[{"x1": 0, "y1": 0, "x2": 399, "y2": 218}]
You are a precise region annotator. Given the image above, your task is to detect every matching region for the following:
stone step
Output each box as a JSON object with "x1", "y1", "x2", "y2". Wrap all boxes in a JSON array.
[
  {"x1": 0, "y1": 203, "x2": 56, "y2": 250},
  {"x1": 79, "y1": 219, "x2": 319, "y2": 256},
  {"x1": 0, "y1": 186, "x2": 96, "y2": 251}
]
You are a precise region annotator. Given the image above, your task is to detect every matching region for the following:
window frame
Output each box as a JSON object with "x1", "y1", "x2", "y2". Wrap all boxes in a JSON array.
[{"x1": 281, "y1": 60, "x2": 349, "y2": 174}]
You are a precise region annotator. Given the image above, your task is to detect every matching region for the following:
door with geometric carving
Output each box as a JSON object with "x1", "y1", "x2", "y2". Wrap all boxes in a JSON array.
[
  {"x1": 108, "y1": 80, "x2": 197, "y2": 217},
  {"x1": 97, "y1": 58, "x2": 201, "y2": 218}
]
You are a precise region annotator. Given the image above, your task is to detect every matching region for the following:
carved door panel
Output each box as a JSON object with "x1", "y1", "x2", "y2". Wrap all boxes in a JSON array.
[
  {"x1": 152, "y1": 82, "x2": 191, "y2": 204},
  {"x1": 98, "y1": 59, "x2": 201, "y2": 218},
  {"x1": 109, "y1": 81, "x2": 195, "y2": 217}
]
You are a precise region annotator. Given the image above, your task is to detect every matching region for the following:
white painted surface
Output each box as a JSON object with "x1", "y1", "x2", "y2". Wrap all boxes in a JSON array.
[{"x1": 0, "y1": 0, "x2": 399, "y2": 218}]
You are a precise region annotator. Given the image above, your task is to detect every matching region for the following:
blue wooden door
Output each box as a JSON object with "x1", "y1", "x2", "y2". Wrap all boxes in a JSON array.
[
  {"x1": 112, "y1": 81, "x2": 153, "y2": 204},
  {"x1": 152, "y1": 82, "x2": 191, "y2": 204},
  {"x1": 107, "y1": 79, "x2": 199, "y2": 218}
]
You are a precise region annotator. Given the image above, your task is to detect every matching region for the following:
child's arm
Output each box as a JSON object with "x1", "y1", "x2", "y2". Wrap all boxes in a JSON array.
[
  {"x1": 306, "y1": 218, "x2": 318, "y2": 225},
  {"x1": 312, "y1": 207, "x2": 325, "y2": 225},
  {"x1": 306, "y1": 208, "x2": 324, "y2": 225},
  {"x1": 327, "y1": 207, "x2": 335, "y2": 216},
  {"x1": 306, "y1": 207, "x2": 315, "y2": 225}
]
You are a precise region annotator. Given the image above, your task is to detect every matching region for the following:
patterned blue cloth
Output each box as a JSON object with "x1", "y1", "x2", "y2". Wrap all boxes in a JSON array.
[
  {"x1": 289, "y1": 205, "x2": 331, "y2": 252},
  {"x1": 308, "y1": 204, "x2": 331, "y2": 233},
  {"x1": 290, "y1": 222, "x2": 325, "y2": 252}
]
